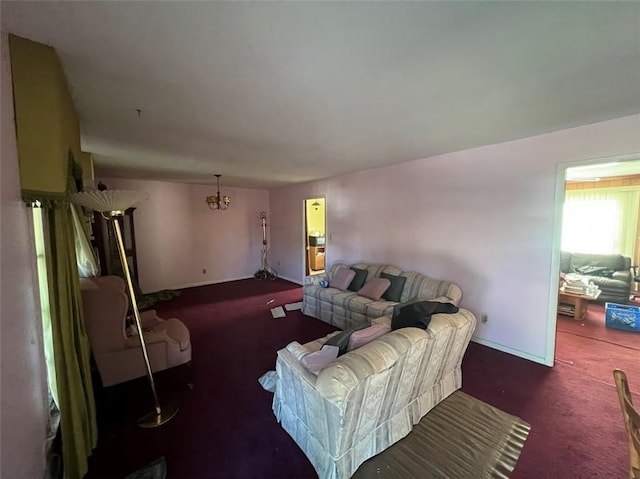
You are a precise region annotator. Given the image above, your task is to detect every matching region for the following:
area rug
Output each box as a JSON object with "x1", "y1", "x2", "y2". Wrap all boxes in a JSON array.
[
  {"x1": 124, "y1": 457, "x2": 166, "y2": 479},
  {"x1": 353, "y1": 391, "x2": 530, "y2": 479}
]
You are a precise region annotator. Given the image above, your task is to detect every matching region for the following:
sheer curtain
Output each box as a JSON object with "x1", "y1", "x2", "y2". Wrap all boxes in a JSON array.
[
  {"x1": 71, "y1": 204, "x2": 100, "y2": 277},
  {"x1": 562, "y1": 187, "x2": 640, "y2": 259}
]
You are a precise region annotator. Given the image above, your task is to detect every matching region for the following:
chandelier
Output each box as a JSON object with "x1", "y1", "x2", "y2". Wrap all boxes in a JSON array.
[{"x1": 205, "y1": 174, "x2": 230, "y2": 210}]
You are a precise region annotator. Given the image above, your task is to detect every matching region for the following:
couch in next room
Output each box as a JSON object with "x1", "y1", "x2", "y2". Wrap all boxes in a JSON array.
[
  {"x1": 560, "y1": 252, "x2": 632, "y2": 304},
  {"x1": 302, "y1": 262, "x2": 463, "y2": 329}
]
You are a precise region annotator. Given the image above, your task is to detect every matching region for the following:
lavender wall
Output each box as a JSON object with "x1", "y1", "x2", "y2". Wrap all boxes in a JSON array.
[
  {"x1": 100, "y1": 177, "x2": 270, "y2": 293},
  {"x1": 0, "y1": 31, "x2": 49, "y2": 478},
  {"x1": 270, "y1": 114, "x2": 640, "y2": 364}
]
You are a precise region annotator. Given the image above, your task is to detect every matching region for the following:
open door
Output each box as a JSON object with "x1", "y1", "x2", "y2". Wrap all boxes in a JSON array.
[{"x1": 304, "y1": 198, "x2": 326, "y2": 276}]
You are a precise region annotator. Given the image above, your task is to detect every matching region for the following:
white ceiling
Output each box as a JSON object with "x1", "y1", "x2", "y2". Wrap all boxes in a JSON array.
[{"x1": 2, "y1": 2, "x2": 640, "y2": 189}]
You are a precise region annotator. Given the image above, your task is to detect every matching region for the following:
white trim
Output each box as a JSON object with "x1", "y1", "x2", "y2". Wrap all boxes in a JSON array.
[
  {"x1": 279, "y1": 275, "x2": 303, "y2": 285},
  {"x1": 471, "y1": 337, "x2": 550, "y2": 366}
]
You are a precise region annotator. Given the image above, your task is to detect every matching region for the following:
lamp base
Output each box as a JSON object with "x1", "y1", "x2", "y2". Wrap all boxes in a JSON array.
[{"x1": 137, "y1": 401, "x2": 179, "y2": 428}]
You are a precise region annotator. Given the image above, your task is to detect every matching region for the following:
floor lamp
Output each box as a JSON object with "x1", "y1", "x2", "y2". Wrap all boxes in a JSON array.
[{"x1": 71, "y1": 190, "x2": 179, "y2": 428}]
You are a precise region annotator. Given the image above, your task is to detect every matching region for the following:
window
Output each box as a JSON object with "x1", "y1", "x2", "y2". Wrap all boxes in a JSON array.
[{"x1": 561, "y1": 188, "x2": 640, "y2": 258}]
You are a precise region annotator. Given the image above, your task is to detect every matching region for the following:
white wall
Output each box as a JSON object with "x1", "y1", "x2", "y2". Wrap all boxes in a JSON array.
[
  {"x1": 100, "y1": 177, "x2": 270, "y2": 293},
  {"x1": 0, "y1": 30, "x2": 49, "y2": 478},
  {"x1": 270, "y1": 114, "x2": 640, "y2": 364}
]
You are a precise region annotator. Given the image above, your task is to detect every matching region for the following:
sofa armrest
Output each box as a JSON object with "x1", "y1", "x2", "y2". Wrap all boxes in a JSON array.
[
  {"x1": 315, "y1": 327, "x2": 426, "y2": 406},
  {"x1": 445, "y1": 284, "x2": 463, "y2": 306},
  {"x1": 304, "y1": 273, "x2": 327, "y2": 286},
  {"x1": 612, "y1": 270, "x2": 632, "y2": 282}
]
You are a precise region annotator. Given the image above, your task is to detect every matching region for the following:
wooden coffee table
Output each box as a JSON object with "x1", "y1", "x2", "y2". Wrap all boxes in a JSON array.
[{"x1": 558, "y1": 289, "x2": 601, "y2": 321}]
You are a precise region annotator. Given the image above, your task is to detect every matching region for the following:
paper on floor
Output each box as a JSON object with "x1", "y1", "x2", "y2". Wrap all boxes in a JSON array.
[
  {"x1": 270, "y1": 306, "x2": 286, "y2": 318},
  {"x1": 285, "y1": 302, "x2": 303, "y2": 311}
]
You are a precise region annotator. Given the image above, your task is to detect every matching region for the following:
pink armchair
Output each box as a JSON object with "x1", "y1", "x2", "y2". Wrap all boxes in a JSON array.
[{"x1": 79, "y1": 276, "x2": 191, "y2": 387}]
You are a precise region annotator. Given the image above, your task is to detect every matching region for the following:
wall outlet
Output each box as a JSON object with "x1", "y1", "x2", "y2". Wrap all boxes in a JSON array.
[
  {"x1": 202, "y1": 268, "x2": 207, "y2": 274},
  {"x1": 481, "y1": 313, "x2": 488, "y2": 324}
]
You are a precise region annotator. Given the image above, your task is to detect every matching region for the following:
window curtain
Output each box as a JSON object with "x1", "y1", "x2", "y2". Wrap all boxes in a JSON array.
[
  {"x1": 43, "y1": 202, "x2": 98, "y2": 479},
  {"x1": 29, "y1": 158, "x2": 97, "y2": 479},
  {"x1": 562, "y1": 187, "x2": 640, "y2": 259}
]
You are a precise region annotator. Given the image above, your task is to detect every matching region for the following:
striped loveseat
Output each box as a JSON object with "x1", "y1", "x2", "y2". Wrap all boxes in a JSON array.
[
  {"x1": 273, "y1": 307, "x2": 476, "y2": 479},
  {"x1": 302, "y1": 262, "x2": 463, "y2": 330}
]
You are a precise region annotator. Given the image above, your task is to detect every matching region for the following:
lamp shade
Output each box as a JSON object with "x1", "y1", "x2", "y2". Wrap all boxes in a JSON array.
[{"x1": 71, "y1": 190, "x2": 149, "y2": 212}]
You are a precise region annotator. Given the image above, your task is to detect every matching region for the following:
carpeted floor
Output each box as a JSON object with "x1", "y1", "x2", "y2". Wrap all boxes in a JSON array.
[
  {"x1": 556, "y1": 302, "x2": 640, "y2": 351},
  {"x1": 85, "y1": 279, "x2": 638, "y2": 478},
  {"x1": 353, "y1": 391, "x2": 530, "y2": 479},
  {"x1": 124, "y1": 457, "x2": 166, "y2": 479}
]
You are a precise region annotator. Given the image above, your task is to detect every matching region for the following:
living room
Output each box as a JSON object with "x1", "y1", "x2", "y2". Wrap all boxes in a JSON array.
[{"x1": 2, "y1": 2, "x2": 639, "y2": 479}]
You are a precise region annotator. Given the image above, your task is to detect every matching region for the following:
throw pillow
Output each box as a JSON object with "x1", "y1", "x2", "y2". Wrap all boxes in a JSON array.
[
  {"x1": 380, "y1": 272, "x2": 407, "y2": 302},
  {"x1": 358, "y1": 278, "x2": 391, "y2": 300},
  {"x1": 347, "y1": 323, "x2": 391, "y2": 351},
  {"x1": 348, "y1": 267, "x2": 368, "y2": 291},
  {"x1": 330, "y1": 268, "x2": 356, "y2": 291},
  {"x1": 324, "y1": 323, "x2": 370, "y2": 356},
  {"x1": 391, "y1": 301, "x2": 459, "y2": 331},
  {"x1": 300, "y1": 345, "x2": 339, "y2": 374}
]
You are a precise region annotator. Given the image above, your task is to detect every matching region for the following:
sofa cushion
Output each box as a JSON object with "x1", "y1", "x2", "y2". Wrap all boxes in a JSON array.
[
  {"x1": 381, "y1": 272, "x2": 407, "y2": 302},
  {"x1": 318, "y1": 288, "x2": 357, "y2": 305},
  {"x1": 330, "y1": 268, "x2": 356, "y2": 290},
  {"x1": 574, "y1": 265, "x2": 614, "y2": 277},
  {"x1": 348, "y1": 267, "x2": 368, "y2": 291},
  {"x1": 401, "y1": 271, "x2": 454, "y2": 304},
  {"x1": 570, "y1": 253, "x2": 629, "y2": 272},
  {"x1": 347, "y1": 323, "x2": 391, "y2": 351},
  {"x1": 344, "y1": 294, "x2": 374, "y2": 314},
  {"x1": 358, "y1": 278, "x2": 391, "y2": 300},
  {"x1": 391, "y1": 301, "x2": 459, "y2": 330},
  {"x1": 366, "y1": 300, "x2": 397, "y2": 319}
]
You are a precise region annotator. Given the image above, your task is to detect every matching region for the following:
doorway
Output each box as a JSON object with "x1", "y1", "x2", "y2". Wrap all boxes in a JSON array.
[
  {"x1": 304, "y1": 198, "x2": 326, "y2": 276},
  {"x1": 549, "y1": 155, "x2": 640, "y2": 365}
]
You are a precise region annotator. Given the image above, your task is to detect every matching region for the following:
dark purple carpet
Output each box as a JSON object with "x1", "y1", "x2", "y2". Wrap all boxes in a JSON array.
[{"x1": 85, "y1": 279, "x2": 638, "y2": 478}]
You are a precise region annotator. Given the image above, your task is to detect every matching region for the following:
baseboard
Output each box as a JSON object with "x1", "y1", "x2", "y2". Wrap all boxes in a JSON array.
[
  {"x1": 278, "y1": 275, "x2": 303, "y2": 285},
  {"x1": 471, "y1": 336, "x2": 551, "y2": 366},
  {"x1": 144, "y1": 276, "x2": 253, "y2": 294}
]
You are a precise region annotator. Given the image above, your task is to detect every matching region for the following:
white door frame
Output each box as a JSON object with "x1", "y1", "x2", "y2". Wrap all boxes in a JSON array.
[{"x1": 545, "y1": 153, "x2": 640, "y2": 366}]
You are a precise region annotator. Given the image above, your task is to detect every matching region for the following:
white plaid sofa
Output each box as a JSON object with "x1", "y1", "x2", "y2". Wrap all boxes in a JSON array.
[
  {"x1": 302, "y1": 262, "x2": 463, "y2": 330},
  {"x1": 273, "y1": 308, "x2": 476, "y2": 479}
]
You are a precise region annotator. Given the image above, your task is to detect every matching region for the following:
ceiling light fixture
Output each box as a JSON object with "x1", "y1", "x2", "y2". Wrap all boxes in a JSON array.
[{"x1": 205, "y1": 174, "x2": 230, "y2": 210}]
